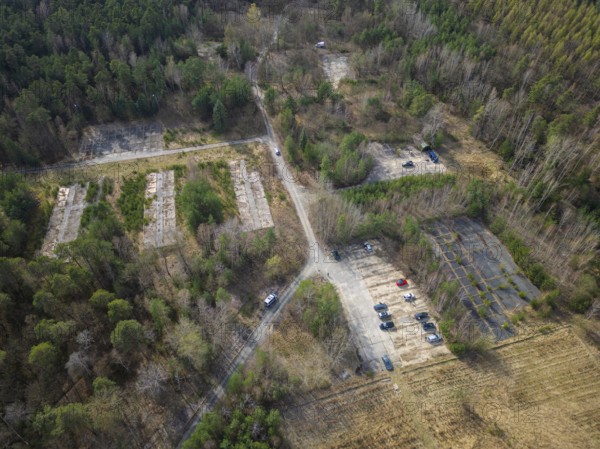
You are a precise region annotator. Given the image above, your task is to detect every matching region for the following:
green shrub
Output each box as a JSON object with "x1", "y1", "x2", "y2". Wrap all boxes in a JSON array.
[
  {"x1": 568, "y1": 274, "x2": 597, "y2": 313},
  {"x1": 569, "y1": 294, "x2": 593, "y2": 313},
  {"x1": 85, "y1": 182, "x2": 98, "y2": 202},
  {"x1": 110, "y1": 320, "x2": 144, "y2": 353},
  {"x1": 438, "y1": 319, "x2": 454, "y2": 340},
  {"x1": 449, "y1": 342, "x2": 467, "y2": 357},
  {"x1": 477, "y1": 305, "x2": 487, "y2": 318},
  {"x1": 510, "y1": 311, "x2": 526, "y2": 324},
  {"x1": 107, "y1": 299, "x2": 133, "y2": 323}
]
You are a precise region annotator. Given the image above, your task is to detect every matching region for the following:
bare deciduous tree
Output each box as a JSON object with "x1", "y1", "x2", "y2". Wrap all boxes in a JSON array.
[
  {"x1": 311, "y1": 193, "x2": 364, "y2": 243},
  {"x1": 76, "y1": 329, "x2": 94, "y2": 351},
  {"x1": 422, "y1": 103, "x2": 446, "y2": 143},
  {"x1": 136, "y1": 362, "x2": 167, "y2": 399},
  {"x1": 65, "y1": 351, "x2": 91, "y2": 380}
]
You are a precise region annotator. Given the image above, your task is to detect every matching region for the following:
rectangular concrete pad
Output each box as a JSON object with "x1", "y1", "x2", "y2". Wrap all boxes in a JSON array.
[
  {"x1": 143, "y1": 170, "x2": 176, "y2": 248},
  {"x1": 41, "y1": 184, "x2": 88, "y2": 256},
  {"x1": 229, "y1": 160, "x2": 274, "y2": 232}
]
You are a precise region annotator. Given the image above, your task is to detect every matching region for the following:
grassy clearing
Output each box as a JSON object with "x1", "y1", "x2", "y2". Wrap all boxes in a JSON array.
[{"x1": 283, "y1": 326, "x2": 600, "y2": 449}]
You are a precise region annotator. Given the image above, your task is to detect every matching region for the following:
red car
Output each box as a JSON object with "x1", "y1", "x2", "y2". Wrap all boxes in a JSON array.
[{"x1": 396, "y1": 279, "x2": 408, "y2": 287}]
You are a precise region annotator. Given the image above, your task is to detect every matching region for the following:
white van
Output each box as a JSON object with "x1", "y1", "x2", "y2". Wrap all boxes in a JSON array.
[{"x1": 315, "y1": 41, "x2": 326, "y2": 48}]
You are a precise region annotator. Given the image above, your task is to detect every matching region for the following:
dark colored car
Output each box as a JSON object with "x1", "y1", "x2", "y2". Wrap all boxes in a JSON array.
[
  {"x1": 378, "y1": 311, "x2": 391, "y2": 319},
  {"x1": 373, "y1": 303, "x2": 388, "y2": 311},
  {"x1": 380, "y1": 321, "x2": 395, "y2": 330},
  {"x1": 396, "y1": 279, "x2": 408, "y2": 287},
  {"x1": 402, "y1": 161, "x2": 415, "y2": 168},
  {"x1": 427, "y1": 149, "x2": 439, "y2": 163},
  {"x1": 415, "y1": 312, "x2": 429, "y2": 321},
  {"x1": 422, "y1": 322, "x2": 436, "y2": 332},
  {"x1": 382, "y1": 355, "x2": 393, "y2": 371},
  {"x1": 331, "y1": 250, "x2": 340, "y2": 261}
]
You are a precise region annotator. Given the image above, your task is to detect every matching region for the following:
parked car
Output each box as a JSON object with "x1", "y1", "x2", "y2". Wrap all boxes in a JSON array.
[
  {"x1": 415, "y1": 312, "x2": 429, "y2": 321},
  {"x1": 402, "y1": 161, "x2": 415, "y2": 168},
  {"x1": 380, "y1": 321, "x2": 395, "y2": 330},
  {"x1": 382, "y1": 355, "x2": 393, "y2": 371},
  {"x1": 427, "y1": 149, "x2": 439, "y2": 163},
  {"x1": 378, "y1": 310, "x2": 391, "y2": 319},
  {"x1": 364, "y1": 242, "x2": 373, "y2": 253},
  {"x1": 396, "y1": 279, "x2": 408, "y2": 287},
  {"x1": 264, "y1": 293, "x2": 278, "y2": 308},
  {"x1": 331, "y1": 250, "x2": 340, "y2": 261},
  {"x1": 315, "y1": 41, "x2": 326, "y2": 48},
  {"x1": 275, "y1": 147, "x2": 281, "y2": 156},
  {"x1": 403, "y1": 292, "x2": 416, "y2": 301},
  {"x1": 426, "y1": 333, "x2": 443, "y2": 344},
  {"x1": 422, "y1": 322, "x2": 436, "y2": 332},
  {"x1": 373, "y1": 303, "x2": 388, "y2": 311}
]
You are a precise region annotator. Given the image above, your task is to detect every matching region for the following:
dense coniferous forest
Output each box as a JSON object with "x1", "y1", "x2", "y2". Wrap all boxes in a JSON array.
[{"x1": 0, "y1": 0, "x2": 260, "y2": 166}]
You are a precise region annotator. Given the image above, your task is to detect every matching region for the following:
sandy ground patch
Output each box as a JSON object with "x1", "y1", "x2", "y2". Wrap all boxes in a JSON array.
[
  {"x1": 321, "y1": 53, "x2": 353, "y2": 89},
  {"x1": 41, "y1": 183, "x2": 88, "y2": 256},
  {"x1": 282, "y1": 325, "x2": 600, "y2": 449},
  {"x1": 442, "y1": 112, "x2": 509, "y2": 183}
]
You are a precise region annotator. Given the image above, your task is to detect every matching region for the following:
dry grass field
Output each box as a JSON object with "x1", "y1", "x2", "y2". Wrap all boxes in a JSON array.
[{"x1": 282, "y1": 325, "x2": 600, "y2": 449}]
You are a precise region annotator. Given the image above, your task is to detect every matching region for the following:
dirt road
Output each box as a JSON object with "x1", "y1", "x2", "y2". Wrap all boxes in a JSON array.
[{"x1": 175, "y1": 15, "x2": 329, "y2": 447}]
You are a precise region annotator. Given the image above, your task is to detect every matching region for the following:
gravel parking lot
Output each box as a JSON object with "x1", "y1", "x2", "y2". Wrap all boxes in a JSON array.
[
  {"x1": 329, "y1": 243, "x2": 450, "y2": 372},
  {"x1": 365, "y1": 143, "x2": 447, "y2": 183}
]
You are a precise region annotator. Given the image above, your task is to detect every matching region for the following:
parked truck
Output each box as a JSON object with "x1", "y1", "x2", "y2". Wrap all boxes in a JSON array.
[{"x1": 420, "y1": 142, "x2": 439, "y2": 163}]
